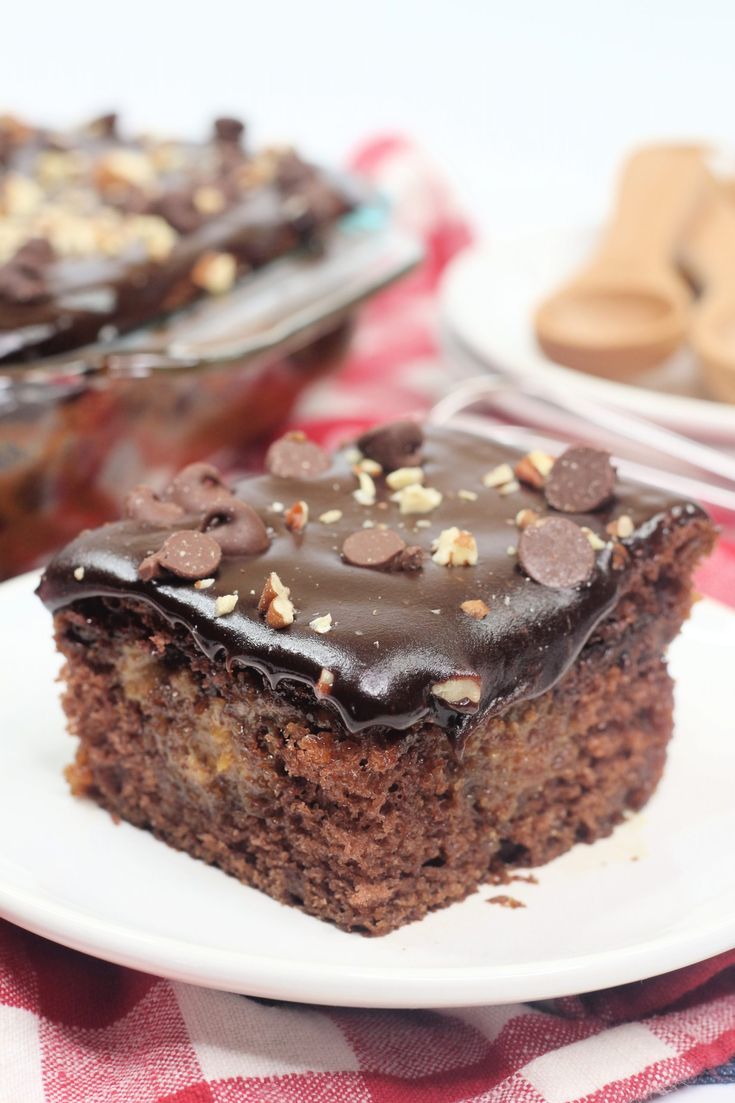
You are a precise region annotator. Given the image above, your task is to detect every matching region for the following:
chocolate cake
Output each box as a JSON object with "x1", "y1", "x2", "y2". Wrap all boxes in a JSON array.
[
  {"x1": 0, "y1": 112, "x2": 355, "y2": 362},
  {"x1": 37, "y1": 423, "x2": 716, "y2": 934}
]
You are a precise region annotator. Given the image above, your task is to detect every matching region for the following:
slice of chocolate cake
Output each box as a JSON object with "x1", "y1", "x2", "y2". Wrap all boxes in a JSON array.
[{"x1": 37, "y1": 423, "x2": 716, "y2": 934}]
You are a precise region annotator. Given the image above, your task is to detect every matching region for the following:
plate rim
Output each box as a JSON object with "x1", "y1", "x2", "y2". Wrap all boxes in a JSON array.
[
  {"x1": 2, "y1": 570, "x2": 734, "y2": 1009},
  {"x1": 440, "y1": 234, "x2": 735, "y2": 439}
]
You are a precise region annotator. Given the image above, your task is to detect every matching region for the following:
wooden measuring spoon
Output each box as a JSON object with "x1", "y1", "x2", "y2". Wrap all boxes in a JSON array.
[
  {"x1": 534, "y1": 146, "x2": 706, "y2": 378},
  {"x1": 680, "y1": 181, "x2": 735, "y2": 403}
]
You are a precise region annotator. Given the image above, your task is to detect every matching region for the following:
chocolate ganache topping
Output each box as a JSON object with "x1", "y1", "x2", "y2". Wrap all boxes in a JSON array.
[
  {"x1": 37, "y1": 423, "x2": 705, "y2": 737},
  {"x1": 0, "y1": 112, "x2": 355, "y2": 362}
]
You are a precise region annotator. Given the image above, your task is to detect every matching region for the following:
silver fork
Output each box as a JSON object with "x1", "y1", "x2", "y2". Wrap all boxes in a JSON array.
[{"x1": 430, "y1": 375, "x2": 735, "y2": 519}]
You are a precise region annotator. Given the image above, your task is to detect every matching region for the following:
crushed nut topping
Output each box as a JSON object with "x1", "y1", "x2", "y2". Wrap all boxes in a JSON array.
[
  {"x1": 258, "y1": 571, "x2": 295, "y2": 628},
  {"x1": 214, "y1": 592, "x2": 239, "y2": 617},
  {"x1": 610, "y1": 541, "x2": 630, "y2": 570},
  {"x1": 432, "y1": 527, "x2": 478, "y2": 567},
  {"x1": 581, "y1": 526, "x2": 607, "y2": 550},
  {"x1": 607, "y1": 514, "x2": 634, "y2": 538},
  {"x1": 192, "y1": 185, "x2": 226, "y2": 215},
  {"x1": 482, "y1": 463, "x2": 514, "y2": 488},
  {"x1": 498, "y1": 479, "x2": 520, "y2": 496},
  {"x1": 460, "y1": 599, "x2": 489, "y2": 619},
  {"x1": 353, "y1": 470, "x2": 377, "y2": 506},
  {"x1": 316, "y1": 668, "x2": 334, "y2": 696},
  {"x1": 385, "y1": 466, "x2": 425, "y2": 490},
  {"x1": 94, "y1": 148, "x2": 156, "y2": 191},
  {"x1": 515, "y1": 451, "x2": 554, "y2": 488},
  {"x1": 284, "y1": 499, "x2": 309, "y2": 532},
  {"x1": 354, "y1": 457, "x2": 382, "y2": 477},
  {"x1": 73, "y1": 566, "x2": 85, "y2": 581},
  {"x1": 309, "y1": 613, "x2": 333, "y2": 634},
  {"x1": 194, "y1": 577, "x2": 215, "y2": 590},
  {"x1": 458, "y1": 488, "x2": 478, "y2": 501},
  {"x1": 191, "y1": 251, "x2": 237, "y2": 294},
  {"x1": 319, "y1": 509, "x2": 343, "y2": 524},
  {"x1": 391, "y1": 483, "x2": 443, "y2": 515},
  {"x1": 431, "y1": 675, "x2": 482, "y2": 709},
  {"x1": 515, "y1": 508, "x2": 540, "y2": 530}
]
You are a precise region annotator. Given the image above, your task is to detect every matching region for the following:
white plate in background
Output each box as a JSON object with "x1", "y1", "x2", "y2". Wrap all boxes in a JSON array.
[
  {"x1": 440, "y1": 231, "x2": 735, "y2": 442},
  {"x1": 0, "y1": 570, "x2": 733, "y2": 1008}
]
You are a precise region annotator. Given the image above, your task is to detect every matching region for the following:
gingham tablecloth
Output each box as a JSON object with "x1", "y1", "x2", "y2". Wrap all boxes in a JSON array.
[{"x1": 1, "y1": 137, "x2": 733, "y2": 1103}]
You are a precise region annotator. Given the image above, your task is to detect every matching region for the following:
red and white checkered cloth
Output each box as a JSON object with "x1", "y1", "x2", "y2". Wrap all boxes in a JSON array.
[{"x1": 1, "y1": 136, "x2": 733, "y2": 1102}]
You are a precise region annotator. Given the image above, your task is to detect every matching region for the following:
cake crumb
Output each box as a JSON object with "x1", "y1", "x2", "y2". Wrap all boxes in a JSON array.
[
  {"x1": 488, "y1": 870, "x2": 539, "y2": 886},
  {"x1": 487, "y1": 894, "x2": 526, "y2": 909}
]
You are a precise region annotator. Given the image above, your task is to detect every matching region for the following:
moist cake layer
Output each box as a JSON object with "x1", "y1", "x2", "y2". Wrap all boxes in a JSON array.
[{"x1": 53, "y1": 516, "x2": 690, "y2": 933}]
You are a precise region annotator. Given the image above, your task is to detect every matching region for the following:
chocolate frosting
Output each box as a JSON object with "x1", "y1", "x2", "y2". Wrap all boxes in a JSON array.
[{"x1": 37, "y1": 426, "x2": 704, "y2": 738}]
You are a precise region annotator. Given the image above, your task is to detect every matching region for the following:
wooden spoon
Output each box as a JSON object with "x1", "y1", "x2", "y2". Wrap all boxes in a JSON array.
[
  {"x1": 680, "y1": 180, "x2": 735, "y2": 404},
  {"x1": 534, "y1": 146, "x2": 706, "y2": 378}
]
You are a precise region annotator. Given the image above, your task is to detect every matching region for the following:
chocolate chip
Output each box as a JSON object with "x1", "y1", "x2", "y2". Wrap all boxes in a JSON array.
[
  {"x1": 0, "y1": 265, "x2": 47, "y2": 303},
  {"x1": 124, "y1": 485, "x2": 185, "y2": 525},
  {"x1": 274, "y1": 150, "x2": 313, "y2": 191},
  {"x1": 166, "y1": 462, "x2": 233, "y2": 512},
  {"x1": 342, "y1": 528, "x2": 408, "y2": 569},
  {"x1": 202, "y1": 498, "x2": 270, "y2": 556},
  {"x1": 139, "y1": 530, "x2": 222, "y2": 582},
  {"x1": 153, "y1": 190, "x2": 204, "y2": 235},
  {"x1": 15, "y1": 238, "x2": 55, "y2": 268},
  {"x1": 518, "y1": 517, "x2": 595, "y2": 589},
  {"x1": 356, "y1": 421, "x2": 424, "y2": 473},
  {"x1": 544, "y1": 447, "x2": 616, "y2": 513},
  {"x1": 86, "y1": 112, "x2": 118, "y2": 139},
  {"x1": 0, "y1": 238, "x2": 55, "y2": 303},
  {"x1": 213, "y1": 117, "x2": 245, "y2": 144},
  {"x1": 265, "y1": 432, "x2": 331, "y2": 480}
]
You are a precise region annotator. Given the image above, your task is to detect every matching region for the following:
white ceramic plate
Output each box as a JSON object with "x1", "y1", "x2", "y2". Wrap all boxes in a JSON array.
[
  {"x1": 440, "y1": 231, "x2": 735, "y2": 442},
  {"x1": 1, "y1": 570, "x2": 734, "y2": 1009}
]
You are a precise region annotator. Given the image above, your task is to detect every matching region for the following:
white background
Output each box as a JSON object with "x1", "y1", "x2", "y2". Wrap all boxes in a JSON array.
[
  {"x1": 4, "y1": 0, "x2": 735, "y2": 235},
  {"x1": 3, "y1": 4, "x2": 734, "y2": 1095}
]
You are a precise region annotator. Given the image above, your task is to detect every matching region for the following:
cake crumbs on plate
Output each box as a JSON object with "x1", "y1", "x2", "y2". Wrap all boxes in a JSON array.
[{"x1": 487, "y1": 894, "x2": 526, "y2": 909}]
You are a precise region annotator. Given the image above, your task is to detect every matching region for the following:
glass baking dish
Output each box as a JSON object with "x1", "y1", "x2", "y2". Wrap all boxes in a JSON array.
[{"x1": 0, "y1": 198, "x2": 421, "y2": 578}]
